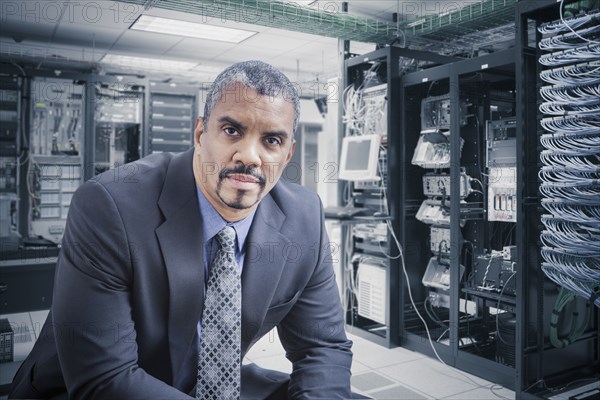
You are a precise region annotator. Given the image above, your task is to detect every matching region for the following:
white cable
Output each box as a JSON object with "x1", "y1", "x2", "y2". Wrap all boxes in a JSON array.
[
  {"x1": 539, "y1": 43, "x2": 600, "y2": 67},
  {"x1": 559, "y1": 0, "x2": 600, "y2": 44},
  {"x1": 539, "y1": 24, "x2": 600, "y2": 50},
  {"x1": 538, "y1": 8, "x2": 600, "y2": 36},
  {"x1": 539, "y1": 6, "x2": 600, "y2": 310},
  {"x1": 539, "y1": 84, "x2": 600, "y2": 105},
  {"x1": 540, "y1": 62, "x2": 600, "y2": 85},
  {"x1": 542, "y1": 264, "x2": 600, "y2": 308}
]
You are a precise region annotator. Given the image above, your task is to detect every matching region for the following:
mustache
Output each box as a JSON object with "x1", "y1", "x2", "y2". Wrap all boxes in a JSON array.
[{"x1": 219, "y1": 165, "x2": 266, "y2": 185}]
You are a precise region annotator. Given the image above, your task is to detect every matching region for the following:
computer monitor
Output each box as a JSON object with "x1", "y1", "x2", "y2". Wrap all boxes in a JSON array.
[{"x1": 338, "y1": 134, "x2": 381, "y2": 181}]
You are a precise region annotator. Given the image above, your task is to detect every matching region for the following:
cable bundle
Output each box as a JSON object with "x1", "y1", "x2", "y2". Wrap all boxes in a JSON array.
[
  {"x1": 538, "y1": 7, "x2": 600, "y2": 309},
  {"x1": 540, "y1": 130, "x2": 600, "y2": 149},
  {"x1": 540, "y1": 184, "x2": 599, "y2": 205},
  {"x1": 539, "y1": 167, "x2": 599, "y2": 186},
  {"x1": 542, "y1": 246, "x2": 600, "y2": 282},
  {"x1": 548, "y1": 287, "x2": 591, "y2": 349},
  {"x1": 538, "y1": 10, "x2": 600, "y2": 35},
  {"x1": 540, "y1": 151, "x2": 599, "y2": 168},
  {"x1": 543, "y1": 215, "x2": 600, "y2": 239},
  {"x1": 343, "y1": 63, "x2": 384, "y2": 137},
  {"x1": 539, "y1": 43, "x2": 600, "y2": 67},
  {"x1": 539, "y1": 84, "x2": 600, "y2": 104},
  {"x1": 541, "y1": 230, "x2": 599, "y2": 256},
  {"x1": 540, "y1": 61, "x2": 600, "y2": 85},
  {"x1": 539, "y1": 62, "x2": 600, "y2": 121},
  {"x1": 343, "y1": 84, "x2": 367, "y2": 135},
  {"x1": 542, "y1": 264, "x2": 600, "y2": 308},
  {"x1": 541, "y1": 201, "x2": 600, "y2": 223},
  {"x1": 539, "y1": 102, "x2": 600, "y2": 116},
  {"x1": 539, "y1": 24, "x2": 600, "y2": 50}
]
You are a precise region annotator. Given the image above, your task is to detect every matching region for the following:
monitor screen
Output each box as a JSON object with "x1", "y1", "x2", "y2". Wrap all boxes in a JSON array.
[
  {"x1": 345, "y1": 141, "x2": 371, "y2": 171},
  {"x1": 338, "y1": 134, "x2": 381, "y2": 181}
]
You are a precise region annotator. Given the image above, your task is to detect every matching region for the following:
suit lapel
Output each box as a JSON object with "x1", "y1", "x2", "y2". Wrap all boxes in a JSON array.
[
  {"x1": 155, "y1": 149, "x2": 205, "y2": 384},
  {"x1": 241, "y1": 194, "x2": 289, "y2": 352}
]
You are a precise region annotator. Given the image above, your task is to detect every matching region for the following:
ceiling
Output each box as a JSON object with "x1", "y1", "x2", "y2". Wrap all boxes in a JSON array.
[{"x1": 0, "y1": 1, "x2": 512, "y2": 86}]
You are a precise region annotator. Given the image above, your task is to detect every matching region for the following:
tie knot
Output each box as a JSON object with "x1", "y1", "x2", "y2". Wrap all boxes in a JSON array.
[{"x1": 216, "y1": 226, "x2": 236, "y2": 253}]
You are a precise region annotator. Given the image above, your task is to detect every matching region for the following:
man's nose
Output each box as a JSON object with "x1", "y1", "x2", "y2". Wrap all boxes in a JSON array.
[{"x1": 232, "y1": 137, "x2": 262, "y2": 167}]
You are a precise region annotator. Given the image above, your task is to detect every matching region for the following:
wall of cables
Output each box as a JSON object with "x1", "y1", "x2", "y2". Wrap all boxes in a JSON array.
[{"x1": 537, "y1": 8, "x2": 600, "y2": 309}]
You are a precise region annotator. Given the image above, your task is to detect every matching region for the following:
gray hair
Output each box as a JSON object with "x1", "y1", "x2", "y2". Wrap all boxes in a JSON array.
[{"x1": 203, "y1": 60, "x2": 300, "y2": 135}]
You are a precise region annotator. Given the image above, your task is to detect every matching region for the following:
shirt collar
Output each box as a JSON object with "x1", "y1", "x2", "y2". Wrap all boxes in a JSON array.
[{"x1": 196, "y1": 185, "x2": 256, "y2": 251}]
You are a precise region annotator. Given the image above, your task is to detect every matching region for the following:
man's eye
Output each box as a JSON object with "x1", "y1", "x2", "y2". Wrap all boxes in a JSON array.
[
  {"x1": 265, "y1": 137, "x2": 281, "y2": 145},
  {"x1": 224, "y1": 127, "x2": 238, "y2": 136}
]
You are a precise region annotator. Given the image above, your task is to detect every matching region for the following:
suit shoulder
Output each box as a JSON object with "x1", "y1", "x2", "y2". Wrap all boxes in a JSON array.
[
  {"x1": 73, "y1": 151, "x2": 181, "y2": 206},
  {"x1": 270, "y1": 179, "x2": 322, "y2": 213}
]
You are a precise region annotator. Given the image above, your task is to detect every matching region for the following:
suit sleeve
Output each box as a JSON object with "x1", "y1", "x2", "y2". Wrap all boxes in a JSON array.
[
  {"x1": 277, "y1": 198, "x2": 353, "y2": 399},
  {"x1": 52, "y1": 180, "x2": 193, "y2": 399}
]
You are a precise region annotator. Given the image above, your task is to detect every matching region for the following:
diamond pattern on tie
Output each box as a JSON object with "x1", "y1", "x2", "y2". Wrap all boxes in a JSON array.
[{"x1": 197, "y1": 226, "x2": 241, "y2": 400}]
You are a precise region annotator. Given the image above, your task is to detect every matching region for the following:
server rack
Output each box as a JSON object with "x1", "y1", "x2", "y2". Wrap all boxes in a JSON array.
[
  {"x1": 82, "y1": 75, "x2": 147, "y2": 181},
  {"x1": 339, "y1": 47, "x2": 458, "y2": 347},
  {"x1": 0, "y1": 74, "x2": 22, "y2": 246},
  {"x1": 28, "y1": 77, "x2": 85, "y2": 243},
  {"x1": 146, "y1": 82, "x2": 197, "y2": 156},
  {"x1": 515, "y1": 1, "x2": 599, "y2": 398},
  {"x1": 340, "y1": 47, "x2": 402, "y2": 348},
  {"x1": 398, "y1": 49, "x2": 522, "y2": 388},
  {"x1": 395, "y1": 3, "x2": 599, "y2": 396}
]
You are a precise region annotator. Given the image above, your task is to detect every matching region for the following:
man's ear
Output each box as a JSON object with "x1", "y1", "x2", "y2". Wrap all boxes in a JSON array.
[{"x1": 194, "y1": 117, "x2": 204, "y2": 146}]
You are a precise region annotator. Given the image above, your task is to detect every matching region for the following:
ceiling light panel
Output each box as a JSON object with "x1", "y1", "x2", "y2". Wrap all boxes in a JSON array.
[
  {"x1": 130, "y1": 15, "x2": 257, "y2": 43},
  {"x1": 101, "y1": 54, "x2": 198, "y2": 72}
]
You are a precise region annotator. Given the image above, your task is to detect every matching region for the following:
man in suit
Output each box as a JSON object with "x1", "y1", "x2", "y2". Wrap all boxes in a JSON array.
[{"x1": 10, "y1": 60, "x2": 353, "y2": 399}]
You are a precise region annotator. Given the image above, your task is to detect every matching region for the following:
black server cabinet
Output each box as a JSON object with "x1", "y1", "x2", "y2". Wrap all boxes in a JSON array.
[
  {"x1": 339, "y1": 47, "x2": 457, "y2": 348},
  {"x1": 399, "y1": 50, "x2": 520, "y2": 388},
  {"x1": 340, "y1": 47, "x2": 402, "y2": 348},
  {"x1": 515, "y1": 1, "x2": 599, "y2": 398},
  {"x1": 394, "y1": 2, "x2": 599, "y2": 397},
  {"x1": 147, "y1": 83, "x2": 197, "y2": 156}
]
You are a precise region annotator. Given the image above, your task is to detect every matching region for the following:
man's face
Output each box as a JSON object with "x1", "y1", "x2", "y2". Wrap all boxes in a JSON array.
[{"x1": 193, "y1": 83, "x2": 296, "y2": 221}]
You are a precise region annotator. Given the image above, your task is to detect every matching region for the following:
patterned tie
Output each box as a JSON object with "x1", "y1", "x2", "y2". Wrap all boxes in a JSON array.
[{"x1": 197, "y1": 226, "x2": 242, "y2": 399}]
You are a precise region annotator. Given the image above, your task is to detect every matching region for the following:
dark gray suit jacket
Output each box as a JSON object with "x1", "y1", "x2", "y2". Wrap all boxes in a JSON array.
[{"x1": 9, "y1": 148, "x2": 352, "y2": 399}]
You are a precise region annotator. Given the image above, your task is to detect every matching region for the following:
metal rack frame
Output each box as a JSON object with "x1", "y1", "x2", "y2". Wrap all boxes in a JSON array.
[
  {"x1": 340, "y1": 46, "x2": 458, "y2": 348},
  {"x1": 398, "y1": 50, "x2": 518, "y2": 388},
  {"x1": 515, "y1": 1, "x2": 600, "y2": 398},
  {"x1": 394, "y1": 3, "x2": 600, "y2": 395}
]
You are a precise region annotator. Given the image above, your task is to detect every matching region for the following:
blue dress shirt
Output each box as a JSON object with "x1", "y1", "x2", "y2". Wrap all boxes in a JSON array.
[
  {"x1": 197, "y1": 186, "x2": 255, "y2": 275},
  {"x1": 195, "y1": 185, "x2": 256, "y2": 340}
]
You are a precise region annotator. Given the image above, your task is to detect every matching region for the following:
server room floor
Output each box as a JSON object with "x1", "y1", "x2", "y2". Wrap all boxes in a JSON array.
[
  {"x1": 1, "y1": 311, "x2": 515, "y2": 399},
  {"x1": 246, "y1": 328, "x2": 515, "y2": 400}
]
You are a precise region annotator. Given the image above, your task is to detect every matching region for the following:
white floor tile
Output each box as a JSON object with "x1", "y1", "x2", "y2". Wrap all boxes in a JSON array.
[
  {"x1": 251, "y1": 354, "x2": 292, "y2": 374},
  {"x1": 378, "y1": 357, "x2": 479, "y2": 399},
  {"x1": 442, "y1": 385, "x2": 514, "y2": 399},
  {"x1": 367, "y1": 384, "x2": 432, "y2": 399},
  {"x1": 347, "y1": 332, "x2": 425, "y2": 369},
  {"x1": 352, "y1": 371, "x2": 397, "y2": 392},
  {"x1": 351, "y1": 360, "x2": 371, "y2": 375}
]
